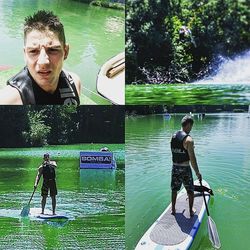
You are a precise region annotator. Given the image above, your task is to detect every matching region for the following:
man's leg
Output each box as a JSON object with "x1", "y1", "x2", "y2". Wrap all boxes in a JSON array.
[
  {"x1": 51, "y1": 196, "x2": 56, "y2": 215},
  {"x1": 187, "y1": 191, "x2": 195, "y2": 217},
  {"x1": 171, "y1": 191, "x2": 177, "y2": 215},
  {"x1": 171, "y1": 165, "x2": 181, "y2": 215},
  {"x1": 41, "y1": 195, "x2": 47, "y2": 214}
]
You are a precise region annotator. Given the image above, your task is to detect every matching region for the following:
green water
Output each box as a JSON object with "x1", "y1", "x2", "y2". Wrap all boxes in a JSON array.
[
  {"x1": 126, "y1": 84, "x2": 250, "y2": 105},
  {"x1": 0, "y1": 144, "x2": 125, "y2": 249},
  {"x1": 0, "y1": 0, "x2": 124, "y2": 104},
  {"x1": 125, "y1": 113, "x2": 250, "y2": 250}
]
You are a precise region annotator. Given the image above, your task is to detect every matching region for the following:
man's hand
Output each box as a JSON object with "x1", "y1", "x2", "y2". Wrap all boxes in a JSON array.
[{"x1": 196, "y1": 172, "x2": 202, "y2": 181}]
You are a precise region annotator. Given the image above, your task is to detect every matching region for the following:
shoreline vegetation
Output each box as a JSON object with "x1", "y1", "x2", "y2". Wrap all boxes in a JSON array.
[
  {"x1": 0, "y1": 106, "x2": 124, "y2": 148},
  {"x1": 126, "y1": 0, "x2": 250, "y2": 84},
  {"x1": 73, "y1": 0, "x2": 125, "y2": 10},
  {"x1": 91, "y1": 0, "x2": 125, "y2": 10},
  {"x1": 125, "y1": 105, "x2": 249, "y2": 116}
]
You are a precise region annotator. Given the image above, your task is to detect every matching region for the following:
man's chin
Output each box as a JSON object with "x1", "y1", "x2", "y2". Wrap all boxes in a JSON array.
[{"x1": 35, "y1": 76, "x2": 57, "y2": 88}]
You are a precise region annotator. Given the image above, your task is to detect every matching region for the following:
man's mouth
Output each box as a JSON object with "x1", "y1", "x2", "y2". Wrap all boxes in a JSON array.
[{"x1": 38, "y1": 70, "x2": 52, "y2": 76}]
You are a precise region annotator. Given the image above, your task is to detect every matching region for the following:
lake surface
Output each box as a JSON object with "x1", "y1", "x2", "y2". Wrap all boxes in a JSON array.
[
  {"x1": 125, "y1": 113, "x2": 250, "y2": 250},
  {"x1": 126, "y1": 84, "x2": 250, "y2": 105},
  {"x1": 0, "y1": 144, "x2": 125, "y2": 249},
  {"x1": 0, "y1": 0, "x2": 124, "y2": 104}
]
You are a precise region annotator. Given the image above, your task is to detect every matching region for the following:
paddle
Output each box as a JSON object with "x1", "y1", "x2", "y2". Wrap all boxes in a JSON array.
[
  {"x1": 20, "y1": 186, "x2": 37, "y2": 217},
  {"x1": 200, "y1": 180, "x2": 221, "y2": 249},
  {"x1": 194, "y1": 185, "x2": 214, "y2": 195}
]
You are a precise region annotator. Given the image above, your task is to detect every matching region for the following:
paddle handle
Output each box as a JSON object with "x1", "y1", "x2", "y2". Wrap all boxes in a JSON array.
[{"x1": 200, "y1": 180, "x2": 210, "y2": 216}]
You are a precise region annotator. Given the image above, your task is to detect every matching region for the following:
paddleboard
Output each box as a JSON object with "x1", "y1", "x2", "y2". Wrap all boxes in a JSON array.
[
  {"x1": 96, "y1": 52, "x2": 125, "y2": 105},
  {"x1": 29, "y1": 208, "x2": 69, "y2": 220},
  {"x1": 37, "y1": 214, "x2": 68, "y2": 220},
  {"x1": 135, "y1": 179, "x2": 211, "y2": 250}
]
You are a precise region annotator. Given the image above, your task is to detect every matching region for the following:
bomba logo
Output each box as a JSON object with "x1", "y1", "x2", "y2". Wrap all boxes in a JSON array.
[{"x1": 81, "y1": 156, "x2": 112, "y2": 164}]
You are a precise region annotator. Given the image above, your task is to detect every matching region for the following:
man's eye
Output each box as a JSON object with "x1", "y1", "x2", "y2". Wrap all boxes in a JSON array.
[
  {"x1": 29, "y1": 50, "x2": 38, "y2": 54},
  {"x1": 48, "y1": 48, "x2": 59, "y2": 53}
]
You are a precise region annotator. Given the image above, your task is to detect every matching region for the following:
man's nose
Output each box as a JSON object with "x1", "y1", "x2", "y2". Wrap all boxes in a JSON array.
[{"x1": 37, "y1": 48, "x2": 49, "y2": 65}]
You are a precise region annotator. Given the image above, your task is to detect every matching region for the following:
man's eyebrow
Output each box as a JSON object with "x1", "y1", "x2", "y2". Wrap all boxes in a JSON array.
[
  {"x1": 46, "y1": 45, "x2": 62, "y2": 49},
  {"x1": 26, "y1": 46, "x2": 39, "y2": 50},
  {"x1": 26, "y1": 45, "x2": 62, "y2": 50}
]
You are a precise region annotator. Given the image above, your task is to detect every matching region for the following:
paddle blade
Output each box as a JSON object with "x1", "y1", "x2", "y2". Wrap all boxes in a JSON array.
[
  {"x1": 207, "y1": 216, "x2": 221, "y2": 249},
  {"x1": 20, "y1": 204, "x2": 30, "y2": 217}
]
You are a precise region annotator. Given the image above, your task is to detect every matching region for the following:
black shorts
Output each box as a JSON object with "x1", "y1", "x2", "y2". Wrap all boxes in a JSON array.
[
  {"x1": 41, "y1": 179, "x2": 57, "y2": 197},
  {"x1": 171, "y1": 165, "x2": 194, "y2": 192}
]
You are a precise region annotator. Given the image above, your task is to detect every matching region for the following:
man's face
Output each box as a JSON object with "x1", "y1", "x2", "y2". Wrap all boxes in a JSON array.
[
  {"x1": 24, "y1": 29, "x2": 69, "y2": 91},
  {"x1": 186, "y1": 123, "x2": 193, "y2": 134},
  {"x1": 44, "y1": 155, "x2": 49, "y2": 162},
  {"x1": 183, "y1": 123, "x2": 193, "y2": 134}
]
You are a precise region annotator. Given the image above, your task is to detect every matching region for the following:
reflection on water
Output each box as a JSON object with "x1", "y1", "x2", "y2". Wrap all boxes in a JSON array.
[
  {"x1": 80, "y1": 169, "x2": 116, "y2": 190},
  {"x1": 126, "y1": 113, "x2": 250, "y2": 250},
  {"x1": 104, "y1": 16, "x2": 124, "y2": 35}
]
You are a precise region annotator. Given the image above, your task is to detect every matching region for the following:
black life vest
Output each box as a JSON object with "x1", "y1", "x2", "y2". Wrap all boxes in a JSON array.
[
  {"x1": 171, "y1": 130, "x2": 190, "y2": 163},
  {"x1": 7, "y1": 67, "x2": 80, "y2": 105},
  {"x1": 42, "y1": 162, "x2": 56, "y2": 180}
]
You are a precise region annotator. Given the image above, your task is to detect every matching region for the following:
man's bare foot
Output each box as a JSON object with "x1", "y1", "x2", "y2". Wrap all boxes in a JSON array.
[
  {"x1": 53, "y1": 213, "x2": 56, "y2": 215},
  {"x1": 40, "y1": 212, "x2": 44, "y2": 214},
  {"x1": 171, "y1": 208, "x2": 176, "y2": 215},
  {"x1": 190, "y1": 208, "x2": 196, "y2": 217}
]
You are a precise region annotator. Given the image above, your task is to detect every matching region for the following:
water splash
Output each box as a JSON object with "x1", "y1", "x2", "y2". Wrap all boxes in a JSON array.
[{"x1": 194, "y1": 50, "x2": 250, "y2": 84}]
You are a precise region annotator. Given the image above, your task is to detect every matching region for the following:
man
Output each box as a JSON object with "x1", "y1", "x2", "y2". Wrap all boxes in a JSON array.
[
  {"x1": 170, "y1": 115, "x2": 202, "y2": 217},
  {"x1": 34, "y1": 153, "x2": 57, "y2": 215},
  {"x1": 0, "y1": 10, "x2": 81, "y2": 105}
]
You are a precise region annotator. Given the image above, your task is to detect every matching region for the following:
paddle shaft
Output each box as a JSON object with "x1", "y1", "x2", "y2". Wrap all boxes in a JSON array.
[
  {"x1": 27, "y1": 173, "x2": 41, "y2": 205},
  {"x1": 200, "y1": 180, "x2": 210, "y2": 216},
  {"x1": 27, "y1": 187, "x2": 37, "y2": 205}
]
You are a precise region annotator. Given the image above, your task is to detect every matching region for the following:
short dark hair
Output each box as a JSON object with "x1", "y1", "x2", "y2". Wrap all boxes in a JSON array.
[
  {"x1": 24, "y1": 10, "x2": 66, "y2": 45},
  {"x1": 181, "y1": 115, "x2": 194, "y2": 127},
  {"x1": 44, "y1": 153, "x2": 50, "y2": 158}
]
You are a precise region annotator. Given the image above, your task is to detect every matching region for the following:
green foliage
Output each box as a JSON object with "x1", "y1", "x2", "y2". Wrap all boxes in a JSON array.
[
  {"x1": 0, "y1": 106, "x2": 124, "y2": 147},
  {"x1": 126, "y1": 0, "x2": 250, "y2": 84},
  {"x1": 91, "y1": 0, "x2": 125, "y2": 10},
  {"x1": 23, "y1": 110, "x2": 51, "y2": 147}
]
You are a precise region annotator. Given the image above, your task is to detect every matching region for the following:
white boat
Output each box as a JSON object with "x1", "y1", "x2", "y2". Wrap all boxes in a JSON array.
[{"x1": 96, "y1": 52, "x2": 125, "y2": 105}]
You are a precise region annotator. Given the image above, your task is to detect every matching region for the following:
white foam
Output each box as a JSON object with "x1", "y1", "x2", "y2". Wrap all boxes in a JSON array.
[{"x1": 194, "y1": 50, "x2": 250, "y2": 84}]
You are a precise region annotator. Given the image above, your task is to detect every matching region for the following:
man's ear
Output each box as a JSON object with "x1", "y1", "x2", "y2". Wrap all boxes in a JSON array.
[
  {"x1": 64, "y1": 44, "x2": 69, "y2": 60},
  {"x1": 23, "y1": 46, "x2": 27, "y2": 64}
]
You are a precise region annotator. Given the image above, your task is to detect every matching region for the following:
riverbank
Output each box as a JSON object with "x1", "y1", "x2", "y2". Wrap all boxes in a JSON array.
[{"x1": 91, "y1": 0, "x2": 124, "y2": 10}]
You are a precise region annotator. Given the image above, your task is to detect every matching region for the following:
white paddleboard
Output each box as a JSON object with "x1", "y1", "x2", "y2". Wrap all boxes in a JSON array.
[
  {"x1": 96, "y1": 52, "x2": 125, "y2": 105},
  {"x1": 29, "y1": 208, "x2": 69, "y2": 220},
  {"x1": 135, "y1": 179, "x2": 211, "y2": 250}
]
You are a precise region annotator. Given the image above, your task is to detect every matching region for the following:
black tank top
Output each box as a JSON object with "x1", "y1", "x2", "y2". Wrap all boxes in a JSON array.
[
  {"x1": 7, "y1": 67, "x2": 80, "y2": 105},
  {"x1": 171, "y1": 130, "x2": 190, "y2": 163}
]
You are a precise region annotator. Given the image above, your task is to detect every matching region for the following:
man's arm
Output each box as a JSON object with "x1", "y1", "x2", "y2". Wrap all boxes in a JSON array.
[
  {"x1": 69, "y1": 71, "x2": 81, "y2": 97},
  {"x1": 34, "y1": 166, "x2": 43, "y2": 188},
  {"x1": 50, "y1": 160, "x2": 57, "y2": 168},
  {"x1": 0, "y1": 86, "x2": 23, "y2": 104},
  {"x1": 185, "y1": 137, "x2": 202, "y2": 181}
]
